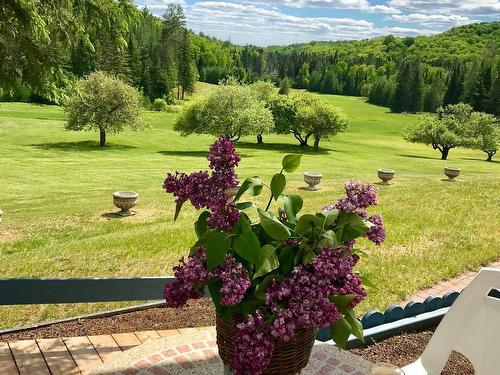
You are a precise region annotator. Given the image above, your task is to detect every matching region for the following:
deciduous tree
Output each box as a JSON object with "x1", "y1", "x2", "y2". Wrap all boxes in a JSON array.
[{"x1": 64, "y1": 71, "x2": 146, "y2": 146}]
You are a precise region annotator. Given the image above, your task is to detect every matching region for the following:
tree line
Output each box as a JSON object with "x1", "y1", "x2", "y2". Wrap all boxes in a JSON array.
[{"x1": 1, "y1": 2, "x2": 498, "y2": 118}]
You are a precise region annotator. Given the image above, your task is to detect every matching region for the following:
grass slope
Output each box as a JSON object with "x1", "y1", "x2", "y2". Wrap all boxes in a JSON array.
[{"x1": 0, "y1": 95, "x2": 499, "y2": 328}]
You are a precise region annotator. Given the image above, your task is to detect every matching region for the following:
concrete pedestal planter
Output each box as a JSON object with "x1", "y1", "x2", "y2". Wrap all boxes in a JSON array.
[
  {"x1": 377, "y1": 169, "x2": 395, "y2": 185},
  {"x1": 113, "y1": 191, "x2": 138, "y2": 216},
  {"x1": 303, "y1": 172, "x2": 322, "y2": 191},
  {"x1": 444, "y1": 167, "x2": 460, "y2": 182}
]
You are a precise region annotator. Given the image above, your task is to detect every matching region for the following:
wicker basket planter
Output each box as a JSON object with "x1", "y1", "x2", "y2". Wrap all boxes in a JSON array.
[{"x1": 217, "y1": 315, "x2": 316, "y2": 374}]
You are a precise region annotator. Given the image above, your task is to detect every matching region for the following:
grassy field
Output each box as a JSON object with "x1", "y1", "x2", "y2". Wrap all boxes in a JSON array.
[{"x1": 1, "y1": 93, "x2": 499, "y2": 328}]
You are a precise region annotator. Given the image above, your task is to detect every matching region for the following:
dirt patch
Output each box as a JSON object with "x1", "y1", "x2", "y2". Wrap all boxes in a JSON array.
[
  {"x1": 98, "y1": 208, "x2": 159, "y2": 222},
  {"x1": 0, "y1": 299, "x2": 215, "y2": 341},
  {"x1": 0, "y1": 227, "x2": 21, "y2": 244},
  {"x1": 352, "y1": 330, "x2": 474, "y2": 374}
]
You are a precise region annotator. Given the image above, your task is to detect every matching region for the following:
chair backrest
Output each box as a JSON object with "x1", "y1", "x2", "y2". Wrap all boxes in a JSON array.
[{"x1": 416, "y1": 268, "x2": 500, "y2": 374}]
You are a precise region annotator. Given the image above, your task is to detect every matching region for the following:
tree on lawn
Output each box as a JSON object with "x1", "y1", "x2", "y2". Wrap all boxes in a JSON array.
[
  {"x1": 403, "y1": 103, "x2": 473, "y2": 160},
  {"x1": 269, "y1": 93, "x2": 315, "y2": 147},
  {"x1": 174, "y1": 82, "x2": 273, "y2": 141},
  {"x1": 250, "y1": 80, "x2": 277, "y2": 143},
  {"x1": 296, "y1": 100, "x2": 349, "y2": 150},
  {"x1": 464, "y1": 112, "x2": 499, "y2": 161},
  {"x1": 64, "y1": 71, "x2": 145, "y2": 147}
]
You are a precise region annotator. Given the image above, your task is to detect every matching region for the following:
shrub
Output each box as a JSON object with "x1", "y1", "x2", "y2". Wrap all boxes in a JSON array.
[{"x1": 152, "y1": 98, "x2": 168, "y2": 111}]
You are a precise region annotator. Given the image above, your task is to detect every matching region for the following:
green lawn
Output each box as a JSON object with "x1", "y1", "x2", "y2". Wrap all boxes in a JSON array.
[{"x1": 1, "y1": 95, "x2": 499, "y2": 329}]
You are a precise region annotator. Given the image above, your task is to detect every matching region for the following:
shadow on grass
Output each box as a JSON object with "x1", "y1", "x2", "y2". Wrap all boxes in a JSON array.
[
  {"x1": 157, "y1": 150, "x2": 208, "y2": 157},
  {"x1": 460, "y1": 157, "x2": 499, "y2": 164},
  {"x1": 397, "y1": 153, "x2": 439, "y2": 161},
  {"x1": 158, "y1": 150, "x2": 254, "y2": 158},
  {"x1": 235, "y1": 141, "x2": 331, "y2": 155},
  {"x1": 30, "y1": 141, "x2": 136, "y2": 151}
]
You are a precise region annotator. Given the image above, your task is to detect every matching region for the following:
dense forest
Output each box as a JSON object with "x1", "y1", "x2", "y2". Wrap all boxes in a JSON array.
[{"x1": 1, "y1": 1, "x2": 498, "y2": 115}]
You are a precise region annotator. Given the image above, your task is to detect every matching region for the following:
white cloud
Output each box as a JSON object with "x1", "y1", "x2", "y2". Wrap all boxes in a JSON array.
[
  {"x1": 387, "y1": 0, "x2": 500, "y2": 15},
  {"x1": 267, "y1": 0, "x2": 400, "y2": 13},
  {"x1": 135, "y1": 0, "x2": 488, "y2": 45},
  {"x1": 391, "y1": 13, "x2": 471, "y2": 26}
]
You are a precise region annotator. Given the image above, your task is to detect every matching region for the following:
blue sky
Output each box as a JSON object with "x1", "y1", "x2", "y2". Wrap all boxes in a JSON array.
[{"x1": 134, "y1": 0, "x2": 500, "y2": 46}]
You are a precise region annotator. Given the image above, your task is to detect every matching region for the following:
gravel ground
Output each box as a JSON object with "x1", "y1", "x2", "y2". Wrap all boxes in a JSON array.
[{"x1": 0, "y1": 301, "x2": 474, "y2": 374}]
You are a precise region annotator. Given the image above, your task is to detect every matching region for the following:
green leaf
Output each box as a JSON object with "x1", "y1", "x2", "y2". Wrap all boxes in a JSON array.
[
  {"x1": 173, "y1": 201, "x2": 184, "y2": 222},
  {"x1": 320, "y1": 230, "x2": 337, "y2": 246},
  {"x1": 335, "y1": 213, "x2": 372, "y2": 242},
  {"x1": 234, "y1": 177, "x2": 263, "y2": 201},
  {"x1": 301, "y1": 246, "x2": 315, "y2": 265},
  {"x1": 208, "y1": 280, "x2": 231, "y2": 320},
  {"x1": 236, "y1": 202, "x2": 253, "y2": 210},
  {"x1": 233, "y1": 214, "x2": 252, "y2": 235},
  {"x1": 195, "y1": 211, "x2": 211, "y2": 239},
  {"x1": 279, "y1": 245, "x2": 295, "y2": 274},
  {"x1": 280, "y1": 195, "x2": 303, "y2": 224},
  {"x1": 258, "y1": 209, "x2": 291, "y2": 241},
  {"x1": 270, "y1": 173, "x2": 286, "y2": 200},
  {"x1": 358, "y1": 272, "x2": 378, "y2": 290},
  {"x1": 233, "y1": 229, "x2": 261, "y2": 263},
  {"x1": 329, "y1": 294, "x2": 356, "y2": 307},
  {"x1": 254, "y1": 244, "x2": 279, "y2": 278},
  {"x1": 205, "y1": 231, "x2": 231, "y2": 271},
  {"x1": 330, "y1": 317, "x2": 352, "y2": 349},
  {"x1": 282, "y1": 154, "x2": 302, "y2": 173},
  {"x1": 344, "y1": 309, "x2": 364, "y2": 342},
  {"x1": 354, "y1": 248, "x2": 370, "y2": 258},
  {"x1": 295, "y1": 214, "x2": 324, "y2": 235},
  {"x1": 255, "y1": 274, "x2": 277, "y2": 300},
  {"x1": 323, "y1": 209, "x2": 339, "y2": 227}
]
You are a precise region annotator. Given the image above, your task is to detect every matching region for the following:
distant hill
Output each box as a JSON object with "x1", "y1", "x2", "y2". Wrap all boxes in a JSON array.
[{"x1": 193, "y1": 22, "x2": 499, "y2": 114}]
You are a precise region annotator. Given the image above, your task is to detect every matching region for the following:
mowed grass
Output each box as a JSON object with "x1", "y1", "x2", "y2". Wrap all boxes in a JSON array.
[{"x1": 1, "y1": 93, "x2": 499, "y2": 329}]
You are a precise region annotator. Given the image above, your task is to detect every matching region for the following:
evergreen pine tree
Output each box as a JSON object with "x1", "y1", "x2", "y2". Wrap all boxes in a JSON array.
[
  {"x1": 178, "y1": 29, "x2": 196, "y2": 99},
  {"x1": 296, "y1": 62, "x2": 310, "y2": 88},
  {"x1": 443, "y1": 63, "x2": 463, "y2": 105}
]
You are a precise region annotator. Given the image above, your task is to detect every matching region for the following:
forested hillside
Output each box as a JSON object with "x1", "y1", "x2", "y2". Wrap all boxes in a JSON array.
[
  {"x1": 236, "y1": 23, "x2": 500, "y2": 115},
  {"x1": 1, "y1": 1, "x2": 498, "y2": 115}
]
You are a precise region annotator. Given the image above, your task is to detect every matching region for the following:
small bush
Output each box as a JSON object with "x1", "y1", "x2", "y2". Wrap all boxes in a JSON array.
[
  {"x1": 152, "y1": 98, "x2": 168, "y2": 111},
  {"x1": 166, "y1": 105, "x2": 182, "y2": 113}
]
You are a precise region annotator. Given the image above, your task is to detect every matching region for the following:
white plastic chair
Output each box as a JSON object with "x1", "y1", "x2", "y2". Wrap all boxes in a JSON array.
[{"x1": 402, "y1": 267, "x2": 500, "y2": 375}]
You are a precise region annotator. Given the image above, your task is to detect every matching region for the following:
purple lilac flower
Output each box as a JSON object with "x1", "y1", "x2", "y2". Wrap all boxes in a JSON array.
[
  {"x1": 210, "y1": 255, "x2": 251, "y2": 306},
  {"x1": 233, "y1": 311, "x2": 275, "y2": 375},
  {"x1": 164, "y1": 247, "x2": 208, "y2": 307},
  {"x1": 323, "y1": 180, "x2": 385, "y2": 247},
  {"x1": 163, "y1": 136, "x2": 241, "y2": 232},
  {"x1": 264, "y1": 246, "x2": 362, "y2": 334},
  {"x1": 366, "y1": 214, "x2": 385, "y2": 245}
]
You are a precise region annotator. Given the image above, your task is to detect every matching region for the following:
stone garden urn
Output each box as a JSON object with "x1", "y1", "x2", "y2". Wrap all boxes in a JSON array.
[
  {"x1": 444, "y1": 167, "x2": 460, "y2": 182},
  {"x1": 113, "y1": 191, "x2": 138, "y2": 216},
  {"x1": 303, "y1": 172, "x2": 322, "y2": 191},
  {"x1": 377, "y1": 168, "x2": 395, "y2": 185}
]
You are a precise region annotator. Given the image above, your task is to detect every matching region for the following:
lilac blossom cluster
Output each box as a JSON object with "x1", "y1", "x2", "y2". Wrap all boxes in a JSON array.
[
  {"x1": 233, "y1": 246, "x2": 364, "y2": 374},
  {"x1": 210, "y1": 256, "x2": 251, "y2": 306},
  {"x1": 323, "y1": 180, "x2": 386, "y2": 246},
  {"x1": 164, "y1": 249, "x2": 251, "y2": 308},
  {"x1": 162, "y1": 136, "x2": 241, "y2": 231},
  {"x1": 233, "y1": 311, "x2": 275, "y2": 375},
  {"x1": 164, "y1": 247, "x2": 207, "y2": 308}
]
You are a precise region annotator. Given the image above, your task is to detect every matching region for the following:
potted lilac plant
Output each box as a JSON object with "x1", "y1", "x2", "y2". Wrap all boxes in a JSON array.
[{"x1": 163, "y1": 136, "x2": 385, "y2": 375}]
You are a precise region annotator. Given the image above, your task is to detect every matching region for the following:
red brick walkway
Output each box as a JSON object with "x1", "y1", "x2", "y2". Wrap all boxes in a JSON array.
[{"x1": 400, "y1": 260, "x2": 500, "y2": 306}]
